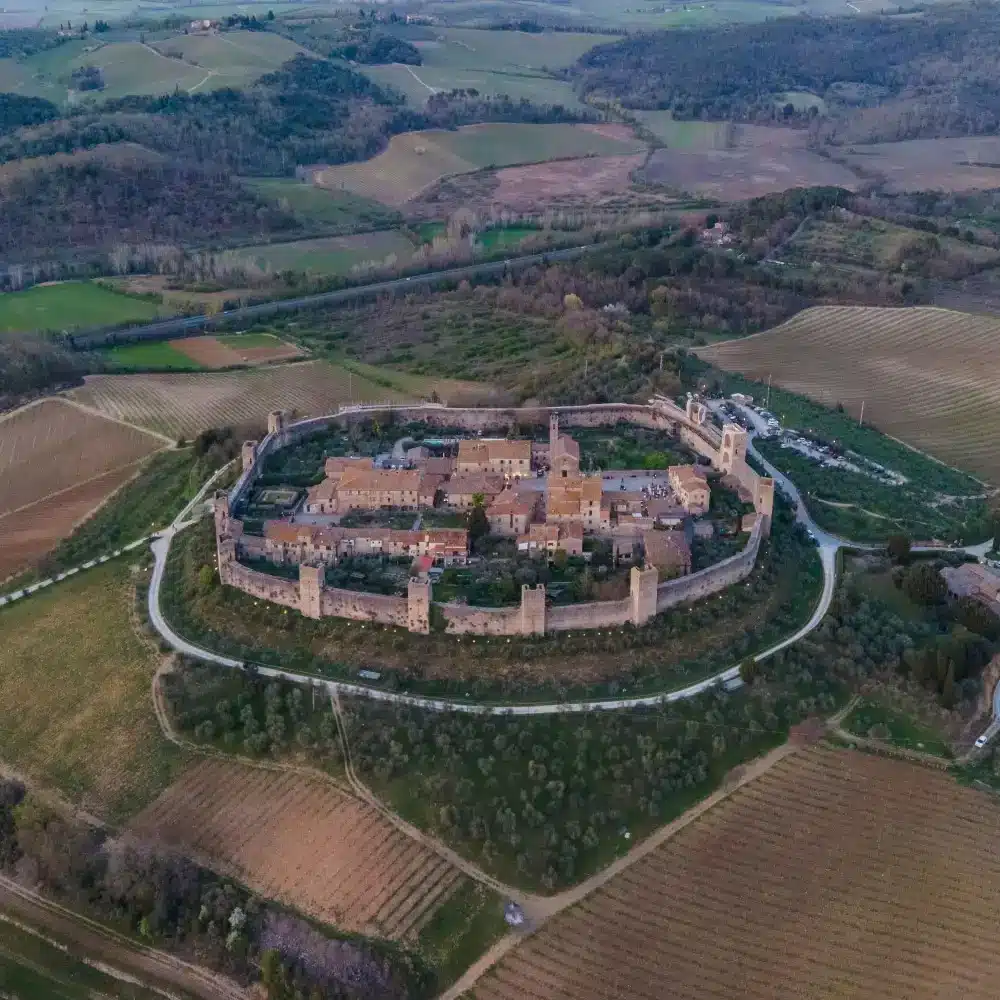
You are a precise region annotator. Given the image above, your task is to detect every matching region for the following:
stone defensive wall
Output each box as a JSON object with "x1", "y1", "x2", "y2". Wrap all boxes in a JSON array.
[{"x1": 216, "y1": 398, "x2": 774, "y2": 637}]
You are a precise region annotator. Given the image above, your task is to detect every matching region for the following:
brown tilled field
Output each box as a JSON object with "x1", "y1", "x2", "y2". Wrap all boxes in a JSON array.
[
  {"x1": 169, "y1": 335, "x2": 303, "y2": 369},
  {"x1": 0, "y1": 400, "x2": 163, "y2": 578},
  {"x1": 0, "y1": 463, "x2": 141, "y2": 581},
  {"x1": 490, "y1": 154, "x2": 647, "y2": 211},
  {"x1": 129, "y1": 758, "x2": 464, "y2": 940},
  {"x1": 0, "y1": 399, "x2": 163, "y2": 517},
  {"x1": 472, "y1": 746, "x2": 1000, "y2": 1000},
  {"x1": 697, "y1": 305, "x2": 1000, "y2": 483}
]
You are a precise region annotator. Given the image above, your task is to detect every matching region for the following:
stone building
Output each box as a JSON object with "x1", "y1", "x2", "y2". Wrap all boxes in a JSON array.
[
  {"x1": 548, "y1": 414, "x2": 581, "y2": 478},
  {"x1": 260, "y1": 521, "x2": 468, "y2": 566},
  {"x1": 644, "y1": 529, "x2": 692, "y2": 578},
  {"x1": 547, "y1": 475, "x2": 609, "y2": 531},
  {"x1": 486, "y1": 489, "x2": 537, "y2": 536},
  {"x1": 942, "y1": 563, "x2": 1000, "y2": 617},
  {"x1": 456, "y1": 439, "x2": 531, "y2": 478},
  {"x1": 442, "y1": 472, "x2": 505, "y2": 509},
  {"x1": 668, "y1": 464, "x2": 710, "y2": 514},
  {"x1": 331, "y1": 468, "x2": 436, "y2": 511},
  {"x1": 518, "y1": 522, "x2": 584, "y2": 558}
]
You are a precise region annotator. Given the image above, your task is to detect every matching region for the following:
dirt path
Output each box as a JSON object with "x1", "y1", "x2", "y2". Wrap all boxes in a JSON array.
[
  {"x1": 832, "y1": 726, "x2": 953, "y2": 768},
  {"x1": 0, "y1": 876, "x2": 246, "y2": 1000},
  {"x1": 57, "y1": 395, "x2": 177, "y2": 445}
]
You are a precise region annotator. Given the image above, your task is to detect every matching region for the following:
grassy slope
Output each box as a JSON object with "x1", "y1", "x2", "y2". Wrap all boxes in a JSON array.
[
  {"x1": 0, "y1": 282, "x2": 161, "y2": 334},
  {"x1": 103, "y1": 341, "x2": 204, "y2": 371},
  {"x1": 235, "y1": 232, "x2": 418, "y2": 275},
  {"x1": 0, "y1": 559, "x2": 185, "y2": 824},
  {"x1": 245, "y1": 178, "x2": 403, "y2": 231}
]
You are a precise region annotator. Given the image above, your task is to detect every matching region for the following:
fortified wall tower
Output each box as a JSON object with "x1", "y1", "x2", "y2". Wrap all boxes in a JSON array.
[
  {"x1": 719, "y1": 423, "x2": 749, "y2": 474},
  {"x1": 521, "y1": 585, "x2": 547, "y2": 635},
  {"x1": 407, "y1": 577, "x2": 431, "y2": 634},
  {"x1": 630, "y1": 565, "x2": 658, "y2": 626},
  {"x1": 241, "y1": 440, "x2": 258, "y2": 473},
  {"x1": 299, "y1": 564, "x2": 323, "y2": 619}
]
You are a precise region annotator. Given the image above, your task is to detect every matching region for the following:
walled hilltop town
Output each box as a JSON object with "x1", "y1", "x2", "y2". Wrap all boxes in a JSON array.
[{"x1": 213, "y1": 394, "x2": 775, "y2": 637}]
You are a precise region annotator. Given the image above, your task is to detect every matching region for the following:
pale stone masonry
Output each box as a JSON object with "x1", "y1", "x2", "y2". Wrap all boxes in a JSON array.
[{"x1": 215, "y1": 398, "x2": 776, "y2": 636}]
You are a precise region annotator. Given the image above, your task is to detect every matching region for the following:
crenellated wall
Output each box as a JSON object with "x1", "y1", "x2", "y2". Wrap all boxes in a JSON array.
[{"x1": 215, "y1": 397, "x2": 777, "y2": 636}]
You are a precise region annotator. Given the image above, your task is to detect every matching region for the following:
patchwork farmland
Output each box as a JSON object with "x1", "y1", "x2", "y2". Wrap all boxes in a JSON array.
[
  {"x1": 0, "y1": 399, "x2": 164, "y2": 578},
  {"x1": 130, "y1": 758, "x2": 464, "y2": 940},
  {"x1": 316, "y1": 123, "x2": 645, "y2": 207},
  {"x1": 697, "y1": 305, "x2": 1000, "y2": 483},
  {"x1": 67, "y1": 360, "x2": 496, "y2": 439},
  {"x1": 473, "y1": 747, "x2": 1000, "y2": 1000}
]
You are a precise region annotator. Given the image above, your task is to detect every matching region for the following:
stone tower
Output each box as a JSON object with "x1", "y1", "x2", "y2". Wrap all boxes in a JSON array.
[
  {"x1": 217, "y1": 537, "x2": 237, "y2": 582},
  {"x1": 630, "y1": 565, "x2": 658, "y2": 626},
  {"x1": 407, "y1": 577, "x2": 431, "y2": 634},
  {"x1": 685, "y1": 397, "x2": 707, "y2": 425},
  {"x1": 719, "y1": 423, "x2": 749, "y2": 474},
  {"x1": 549, "y1": 412, "x2": 559, "y2": 451},
  {"x1": 267, "y1": 410, "x2": 286, "y2": 435},
  {"x1": 241, "y1": 440, "x2": 258, "y2": 473},
  {"x1": 755, "y1": 476, "x2": 775, "y2": 536},
  {"x1": 520, "y1": 584, "x2": 546, "y2": 635},
  {"x1": 213, "y1": 491, "x2": 231, "y2": 535},
  {"x1": 299, "y1": 564, "x2": 323, "y2": 619}
]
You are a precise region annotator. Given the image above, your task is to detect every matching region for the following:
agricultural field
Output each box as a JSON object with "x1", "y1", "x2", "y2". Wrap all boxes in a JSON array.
[
  {"x1": 316, "y1": 123, "x2": 645, "y2": 207},
  {"x1": 103, "y1": 333, "x2": 304, "y2": 371},
  {"x1": 359, "y1": 27, "x2": 612, "y2": 108},
  {"x1": 641, "y1": 126, "x2": 860, "y2": 200},
  {"x1": 0, "y1": 399, "x2": 164, "y2": 578},
  {"x1": 67, "y1": 359, "x2": 492, "y2": 439},
  {"x1": 129, "y1": 757, "x2": 464, "y2": 940},
  {"x1": 634, "y1": 111, "x2": 733, "y2": 149},
  {"x1": 233, "y1": 231, "x2": 419, "y2": 275},
  {"x1": 0, "y1": 560, "x2": 184, "y2": 823},
  {"x1": 697, "y1": 305, "x2": 1000, "y2": 484},
  {"x1": 838, "y1": 136, "x2": 1000, "y2": 194},
  {"x1": 246, "y1": 178, "x2": 403, "y2": 231},
  {"x1": 786, "y1": 213, "x2": 1000, "y2": 271},
  {"x1": 472, "y1": 746, "x2": 1000, "y2": 1000},
  {"x1": 0, "y1": 281, "x2": 162, "y2": 334}
]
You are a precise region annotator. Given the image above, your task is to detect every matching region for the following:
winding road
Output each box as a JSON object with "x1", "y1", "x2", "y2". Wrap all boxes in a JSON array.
[{"x1": 146, "y1": 425, "x2": 842, "y2": 717}]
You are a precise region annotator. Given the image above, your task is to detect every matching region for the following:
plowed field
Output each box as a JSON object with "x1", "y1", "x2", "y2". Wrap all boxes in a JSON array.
[
  {"x1": 698, "y1": 305, "x2": 1000, "y2": 483},
  {"x1": 129, "y1": 758, "x2": 463, "y2": 940},
  {"x1": 474, "y1": 747, "x2": 1000, "y2": 1000},
  {"x1": 68, "y1": 360, "x2": 495, "y2": 438},
  {"x1": 0, "y1": 400, "x2": 163, "y2": 578}
]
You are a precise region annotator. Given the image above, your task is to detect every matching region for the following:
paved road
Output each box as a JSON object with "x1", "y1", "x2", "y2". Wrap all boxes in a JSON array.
[
  {"x1": 146, "y1": 454, "x2": 842, "y2": 715},
  {"x1": 71, "y1": 245, "x2": 597, "y2": 349}
]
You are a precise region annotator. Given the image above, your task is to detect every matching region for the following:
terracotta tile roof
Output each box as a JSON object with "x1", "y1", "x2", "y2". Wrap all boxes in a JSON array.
[
  {"x1": 458, "y1": 439, "x2": 531, "y2": 464},
  {"x1": 644, "y1": 530, "x2": 691, "y2": 568},
  {"x1": 338, "y1": 468, "x2": 429, "y2": 493},
  {"x1": 488, "y1": 490, "x2": 536, "y2": 516},
  {"x1": 324, "y1": 456, "x2": 374, "y2": 478},
  {"x1": 444, "y1": 473, "x2": 505, "y2": 497}
]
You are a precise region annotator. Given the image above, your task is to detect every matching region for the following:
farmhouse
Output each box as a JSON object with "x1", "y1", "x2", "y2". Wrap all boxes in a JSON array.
[
  {"x1": 941, "y1": 563, "x2": 1000, "y2": 617},
  {"x1": 457, "y1": 439, "x2": 531, "y2": 478},
  {"x1": 669, "y1": 464, "x2": 711, "y2": 514}
]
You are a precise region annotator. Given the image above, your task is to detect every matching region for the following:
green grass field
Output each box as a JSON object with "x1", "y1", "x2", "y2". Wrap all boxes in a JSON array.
[
  {"x1": 235, "y1": 231, "x2": 419, "y2": 274},
  {"x1": 246, "y1": 178, "x2": 403, "y2": 231},
  {"x1": 635, "y1": 111, "x2": 732, "y2": 149},
  {"x1": 477, "y1": 226, "x2": 540, "y2": 249},
  {"x1": 318, "y1": 122, "x2": 645, "y2": 206},
  {"x1": 359, "y1": 26, "x2": 612, "y2": 107},
  {"x1": 0, "y1": 559, "x2": 186, "y2": 824},
  {"x1": 842, "y1": 696, "x2": 953, "y2": 757},
  {"x1": 102, "y1": 340, "x2": 203, "y2": 371},
  {"x1": 0, "y1": 282, "x2": 162, "y2": 334}
]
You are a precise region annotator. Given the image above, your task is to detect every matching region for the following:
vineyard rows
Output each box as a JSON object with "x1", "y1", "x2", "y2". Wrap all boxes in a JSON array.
[
  {"x1": 67, "y1": 362, "x2": 413, "y2": 439},
  {"x1": 0, "y1": 400, "x2": 160, "y2": 516},
  {"x1": 699, "y1": 305, "x2": 1000, "y2": 483},
  {"x1": 129, "y1": 758, "x2": 463, "y2": 940},
  {"x1": 474, "y1": 747, "x2": 1000, "y2": 1000}
]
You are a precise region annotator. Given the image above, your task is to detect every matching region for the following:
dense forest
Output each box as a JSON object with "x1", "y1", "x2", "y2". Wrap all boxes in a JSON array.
[
  {"x1": 0, "y1": 334, "x2": 98, "y2": 409},
  {"x1": 572, "y1": 4, "x2": 1000, "y2": 140}
]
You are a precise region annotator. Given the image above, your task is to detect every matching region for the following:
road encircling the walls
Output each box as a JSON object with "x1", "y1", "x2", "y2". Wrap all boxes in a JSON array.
[{"x1": 146, "y1": 439, "x2": 842, "y2": 716}]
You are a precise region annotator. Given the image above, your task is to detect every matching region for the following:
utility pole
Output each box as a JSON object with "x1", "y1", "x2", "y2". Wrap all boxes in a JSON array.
[
  {"x1": 349, "y1": 371, "x2": 353, "y2": 404},
  {"x1": 766, "y1": 373, "x2": 772, "y2": 408},
  {"x1": 859, "y1": 400, "x2": 865, "y2": 427}
]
